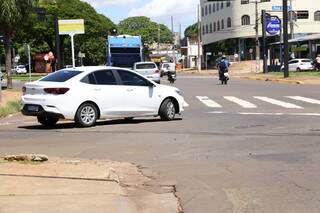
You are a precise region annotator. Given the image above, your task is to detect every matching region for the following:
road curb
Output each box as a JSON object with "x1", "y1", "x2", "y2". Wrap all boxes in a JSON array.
[{"x1": 238, "y1": 76, "x2": 305, "y2": 85}]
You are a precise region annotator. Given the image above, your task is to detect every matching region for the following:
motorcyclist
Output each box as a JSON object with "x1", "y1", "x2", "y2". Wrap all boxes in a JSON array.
[{"x1": 218, "y1": 55, "x2": 230, "y2": 82}]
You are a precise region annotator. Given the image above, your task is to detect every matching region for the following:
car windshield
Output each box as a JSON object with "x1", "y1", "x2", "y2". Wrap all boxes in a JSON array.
[
  {"x1": 40, "y1": 70, "x2": 82, "y2": 82},
  {"x1": 136, "y1": 63, "x2": 156, "y2": 69},
  {"x1": 18, "y1": 65, "x2": 25, "y2": 68},
  {"x1": 301, "y1": 60, "x2": 311, "y2": 63}
]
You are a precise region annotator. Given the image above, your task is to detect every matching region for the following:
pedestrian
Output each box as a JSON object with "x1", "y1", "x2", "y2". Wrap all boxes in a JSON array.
[{"x1": 218, "y1": 55, "x2": 230, "y2": 81}]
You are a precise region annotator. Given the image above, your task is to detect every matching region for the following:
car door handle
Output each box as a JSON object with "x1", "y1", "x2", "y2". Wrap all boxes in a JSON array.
[{"x1": 127, "y1": 89, "x2": 133, "y2": 92}]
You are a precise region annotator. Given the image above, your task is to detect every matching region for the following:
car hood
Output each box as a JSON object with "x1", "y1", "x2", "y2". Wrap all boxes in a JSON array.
[{"x1": 156, "y1": 83, "x2": 179, "y2": 92}]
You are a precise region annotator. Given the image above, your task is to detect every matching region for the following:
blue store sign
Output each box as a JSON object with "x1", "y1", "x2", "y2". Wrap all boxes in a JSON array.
[{"x1": 266, "y1": 16, "x2": 281, "y2": 35}]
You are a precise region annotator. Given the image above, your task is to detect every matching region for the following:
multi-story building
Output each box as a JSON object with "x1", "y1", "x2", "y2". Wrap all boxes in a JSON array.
[{"x1": 200, "y1": 0, "x2": 320, "y2": 60}]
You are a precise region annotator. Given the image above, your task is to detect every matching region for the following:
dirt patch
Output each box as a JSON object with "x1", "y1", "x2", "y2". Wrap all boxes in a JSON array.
[{"x1": 0, "y1": 90, "x2": 22, "y2": 107}]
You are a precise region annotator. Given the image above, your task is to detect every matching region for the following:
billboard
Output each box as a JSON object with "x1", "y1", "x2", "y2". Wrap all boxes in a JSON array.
[{"x1": 58, "y1": 19, "x2": 85, "y2": 35}]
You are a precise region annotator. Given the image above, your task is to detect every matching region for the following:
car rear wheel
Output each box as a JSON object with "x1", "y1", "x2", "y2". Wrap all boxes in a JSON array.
[
  {"x1": 75, "y1": 103, "x2": 98, "y2": 127},
  {"x1": 159, "y1": 99, "x2": 176, "y2": 121},
  {"x1": 37, "y1": 115, "x2": 59, "y2": 127},
  {"x1": 297, "y1": 67, "x2": 301, "y2": 72}
]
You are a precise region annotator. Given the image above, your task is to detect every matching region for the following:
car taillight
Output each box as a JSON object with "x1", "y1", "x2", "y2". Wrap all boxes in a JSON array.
[
  {"x1": 155, "y1": 70, "x2": 160, "y2": 73},
  {"x1": 22, "y1": 86, "x2": 26, "y2": 95},
  {"x1": 44, "y1": 88, "x2": 69, "y2": 95}
]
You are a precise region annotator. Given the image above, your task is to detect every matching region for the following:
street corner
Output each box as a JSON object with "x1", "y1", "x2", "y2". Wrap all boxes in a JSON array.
[{"x1": 0, "y1": 156, "x2": 183, "y2": 213}]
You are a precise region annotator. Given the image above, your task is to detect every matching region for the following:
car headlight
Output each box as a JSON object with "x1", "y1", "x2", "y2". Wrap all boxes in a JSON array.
[{"x1": 175, "y1": 89, "x2": 183, "y2": 96}]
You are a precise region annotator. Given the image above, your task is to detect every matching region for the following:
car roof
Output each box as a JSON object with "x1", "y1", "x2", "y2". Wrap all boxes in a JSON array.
[
  {"x1": 134, "y1": 62, "x2": 156, "y2": 65},
  {"x1": 59, "y1": 66, "x2": 131, "y2": 73}
]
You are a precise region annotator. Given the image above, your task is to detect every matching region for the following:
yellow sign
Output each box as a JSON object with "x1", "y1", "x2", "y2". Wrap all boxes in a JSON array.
[{"x1": 58, "y1": 19, "x2": 85, "y2": 35}]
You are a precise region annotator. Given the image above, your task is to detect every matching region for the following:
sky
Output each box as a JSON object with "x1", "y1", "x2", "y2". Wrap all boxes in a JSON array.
[{"x1": 81, "y1": 0, "x2": 198, "y2": 35}]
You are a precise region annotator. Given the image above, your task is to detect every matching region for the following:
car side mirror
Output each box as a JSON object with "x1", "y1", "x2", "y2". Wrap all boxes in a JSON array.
[{"x1": 147, "y1": 81, "x2": 155, "y2": 87}]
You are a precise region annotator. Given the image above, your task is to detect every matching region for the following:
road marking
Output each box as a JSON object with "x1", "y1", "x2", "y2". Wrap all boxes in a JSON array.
[
  {"x1": 196, "y1": 96, "x2": 222, "y2": 108},
  {"x1": 286, "y1": 96, "x2": 320, "y2": 105},
  {"x1": 224, "y1": 96, "x2": 257, "y2": 108},
  {"x1": 207, "y1": 111, "x2": 320, "y2": 116},
  {"x1": 253, "y1": 96, "x2": 303, "y2": 109}
]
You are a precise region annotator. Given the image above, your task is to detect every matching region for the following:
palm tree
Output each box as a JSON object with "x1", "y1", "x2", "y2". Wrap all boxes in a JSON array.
[{"x1": 0, "y1": 0, "x2": 32, "y2": 89}]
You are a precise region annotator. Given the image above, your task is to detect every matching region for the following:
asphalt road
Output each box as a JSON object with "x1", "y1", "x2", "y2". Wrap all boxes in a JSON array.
[{"x1": 1, "y1": 75, "x2": 320, "y2": 213}]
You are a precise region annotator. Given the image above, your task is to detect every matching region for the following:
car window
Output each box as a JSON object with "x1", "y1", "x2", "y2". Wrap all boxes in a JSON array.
[
  {"x1": 136, "y1": 63, "x2": 156, "y2": 69},
  {"x1": 40, "y1": 70, "x2": 82, "y2": 82},
  {"x1": 301, "y1": 60, "x2": 311, "y2": 63},
  {"x1": 117, "y1": 70, "x2": 149, "y2": 86},
  {"x1": 81, "y1": 73, "x2": 96, "y2": 84},
  {"x1": 92, "y1": 70, "x2": 117, "y2": 85},
  {"x1": 289, "y1": 60, "x2": 298, "y2": 64}
]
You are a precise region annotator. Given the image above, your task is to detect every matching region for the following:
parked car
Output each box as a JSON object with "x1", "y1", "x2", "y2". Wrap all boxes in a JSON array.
[
  {"x1": 281, "y1": 58, "x2": 314, "y2": 71},
  {"x1": 160, "y1": 62, "x2": 176, "y2": 77},
  {"x1": 0, "y1": 71, "x2": 3, "y2": 82},
  {"x1": 13, "y1": 65, "x2": 27, "y2": 74},
  {"x1": 21, "y1": 66, "x2": 187, "y2": 127},
  {"x1": 133, "y1": 62, "x2": 160, "y2": 83}
]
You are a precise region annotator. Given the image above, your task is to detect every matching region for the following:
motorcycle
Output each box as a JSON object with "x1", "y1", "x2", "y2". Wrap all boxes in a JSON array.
[
  {"x1": 167, "y1": 71, "x2": 176, "y2": 84},
  {"x1": 220, "y1": 70, "x2": 229, "y2": 85}
]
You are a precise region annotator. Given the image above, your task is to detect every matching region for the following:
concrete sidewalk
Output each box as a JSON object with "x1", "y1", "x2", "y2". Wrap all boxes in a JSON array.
[{"x1": 0, "y1": 158, "x2": 181, "y2": 213}]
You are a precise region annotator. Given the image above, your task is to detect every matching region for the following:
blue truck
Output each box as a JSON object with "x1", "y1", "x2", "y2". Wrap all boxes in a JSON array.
[{"x1": 106, "y1": 35, "x2": 143, "y2": 68}]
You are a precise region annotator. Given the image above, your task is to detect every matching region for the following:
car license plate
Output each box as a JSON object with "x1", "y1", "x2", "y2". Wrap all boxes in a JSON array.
[{"x1": 27, "y1": 105, "x2": 39, "y2": 112}]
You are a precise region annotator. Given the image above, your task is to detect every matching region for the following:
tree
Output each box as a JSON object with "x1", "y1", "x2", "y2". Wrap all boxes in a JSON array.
[
  {"x1": 184, "y1": 23, "x2": 198, "y2": 39},
  {"x1": 15, "y1": 0, "x2": 116, "y2": 67},
  {"x1": 0, "y1": 0, "x2": 33, "y2": 89},
  {"x1": 118, "y1": 16, "x2": 173, "y2": 47}
]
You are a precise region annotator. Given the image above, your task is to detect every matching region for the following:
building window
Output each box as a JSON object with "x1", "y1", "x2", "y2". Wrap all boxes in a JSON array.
[
  {"x1": 205, "y1": 5, "x2": 208, "y2": 16},
  {"x1": 227, "y1": 17, "x2": 232, "y2": 28},
  {"x1": 260, "y1": 0, "x2": 270, "y2": 2},
  {"x1": 216, "y1": 3, "x2": 219, "y2": 11},
  {"x1": 213, "y1": 4, "x2": 215, "y2": 12},
  {"x1": 315, "y1": 11, "x2": 320, "y2": 21},
  {"x1": 297, "y1": 11, "x2": 309, "y2": 19},
  {"x1": 201, "y1": 7, "x2": 204, "y2": 17},
  {"x1": 202, "y1": 25, "x2": 205, "y2": 35},
  {"x1": 221, "y1": 2, "x2": 224, "y2": 9},
  {"x1": 217, "y1": 21, "x2": 220, "y2": 31},
  {"x1": 221, "y1": 19, "x2": 224, "y2": 30},
  {"x1": 214, "y1": 22, "x2": 216, "y2": 32},
  {"x1": 241, "y1": 0, "x2": 249, "y2": 4},
  {"x1": 226, "y1": 0, "x2": 231, "y2": 7},
  {"x1": 206, "y1": 25, "x2": 209, "y2": 34},
  {"x1": 209, "y1": 23, "x2": 213, "y2": 33},
  {"x1": 241, "y1": 15, "x2": 250, "y2": 25},
  {"x1": 209, "y1": 4, "x2": 212, "y2": 14}
]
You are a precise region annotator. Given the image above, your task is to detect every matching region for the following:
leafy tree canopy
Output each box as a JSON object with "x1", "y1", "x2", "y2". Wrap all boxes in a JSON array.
[
  {"x1": 118, "y1": 16, "x2": 173, "y2": 47},
  {"x1": 184, "y1": 23, "x2": 198, "y2": 39}
]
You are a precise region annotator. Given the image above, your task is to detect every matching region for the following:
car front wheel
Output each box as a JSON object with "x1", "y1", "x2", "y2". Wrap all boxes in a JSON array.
[
  {"x1": 159, "y1": 99, "x2": 176, "y2": 121},
  {"x1": 75, "y1": 103, "x2": 98, "y2": 127},
  {"x1": 37, "y1": 115, "x2": 59, "y2": 127}
]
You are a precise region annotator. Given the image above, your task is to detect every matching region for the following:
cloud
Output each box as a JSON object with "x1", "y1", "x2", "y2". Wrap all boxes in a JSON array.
[
  {"x1": 82, "y1": 0, "x2": 140, "y2": 8},
  {"x1": 128, "y1": 0, "x2": 198, "y2": 19}
]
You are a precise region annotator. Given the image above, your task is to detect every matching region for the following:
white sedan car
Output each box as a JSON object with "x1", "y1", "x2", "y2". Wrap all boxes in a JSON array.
[
  {"x1": 21, "y1": 66, "x2": 187, "y2": 127},
  {"x1": 281, "y1": 58, "x2": 314, "y2": 71}
]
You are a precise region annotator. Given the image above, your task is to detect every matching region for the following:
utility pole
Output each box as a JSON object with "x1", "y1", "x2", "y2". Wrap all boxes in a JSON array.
[
  {"x1": 261, "y1": 10, "x2": 267, "y2": 73},
  {"x1": 197, "y1": 4, "x2": 202, "y2": 72},
  {"x1": 283, "y1": 0, "x2": 289, "y2": 78},
  {"x1": 171, "y1": 16, "x2": 176, "y2": 63},
  {"x1": 157, "y1": 24, "x2": 160, "y2": 54},
  {"x1": 53, "y1": 14, "x2": 62, "y2": 70},
  {"x1": 289, "y1": 0, "x2": 294, "y2": 39},
  {"x1": 254, "y1": 0, "x2": 260, "y2": 72}
]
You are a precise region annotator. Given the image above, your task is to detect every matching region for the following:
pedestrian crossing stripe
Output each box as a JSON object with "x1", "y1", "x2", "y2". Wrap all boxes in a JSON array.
[
  {"x1": 253, "y1": 96, "x2": 303, "y2": 109},
  {"x1": 223, "y1": 96, "x2": 257, "y2": 108},
  {"x1": 196, "y1": 96, "x2": 222, "y2": 108},
  {"x1": 286, "y1": 96, "x2": 320, "y2": 105},
  {"x1": 195, "y1": 96, "x2": 319, "y2": 109}
]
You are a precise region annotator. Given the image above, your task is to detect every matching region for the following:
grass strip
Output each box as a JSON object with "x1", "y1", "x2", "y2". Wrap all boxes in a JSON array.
[{"x1": 0, "y1": 101, "x2": 21, "y2": 118}]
